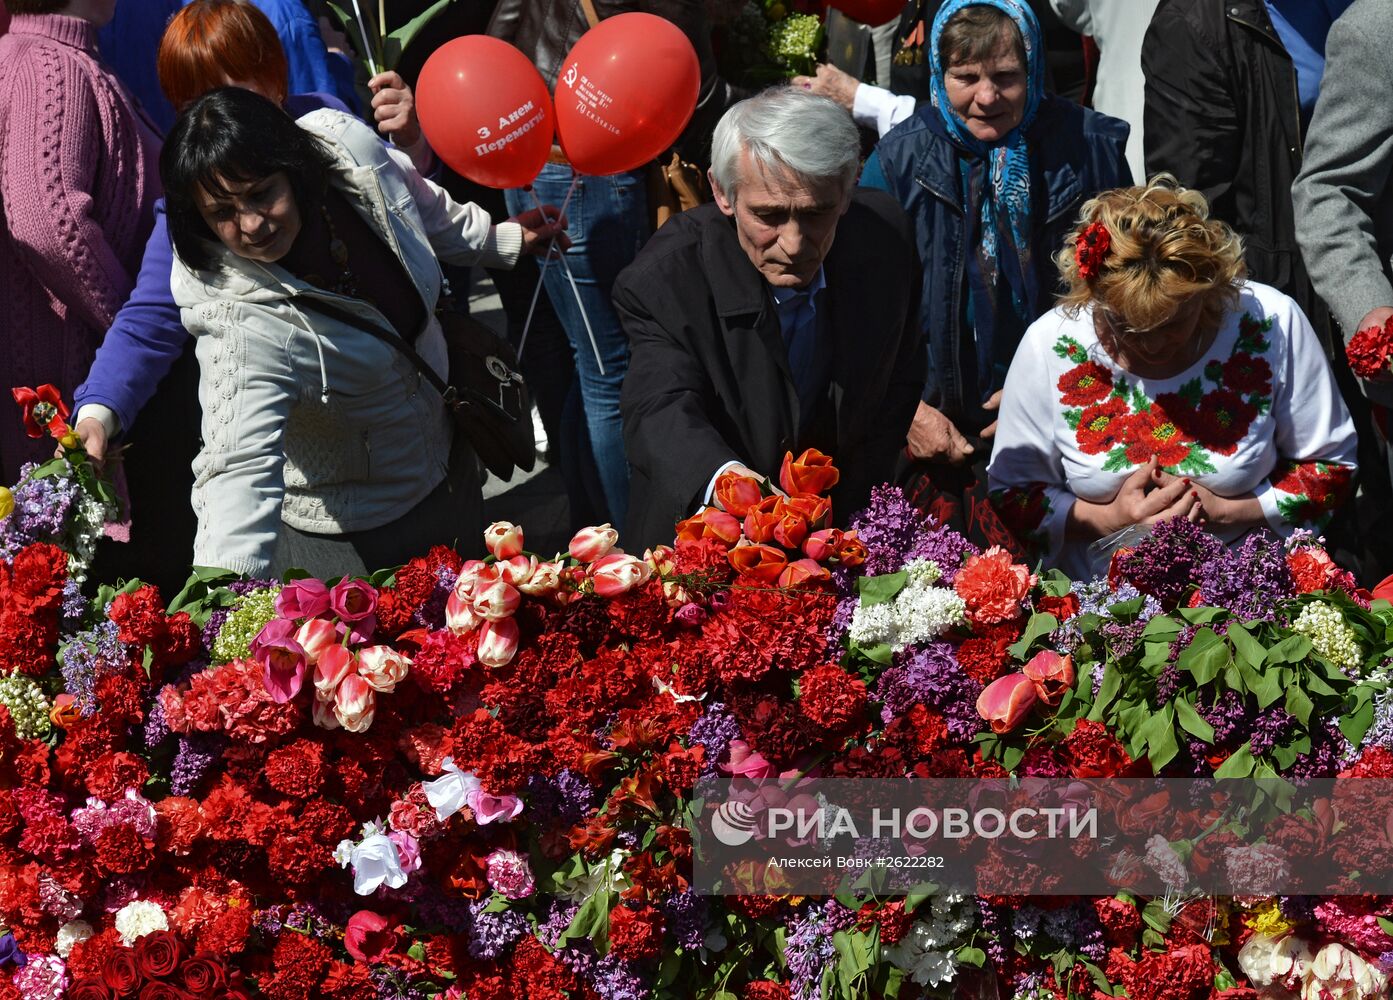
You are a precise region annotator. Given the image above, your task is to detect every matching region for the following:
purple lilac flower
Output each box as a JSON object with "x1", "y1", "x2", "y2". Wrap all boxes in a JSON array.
[
  {"x1": 977, "y1": 900, "x2": 1010, "y2": 966},
  {"x1": 1250, "y1": 709, "x2": 1295, "y2": 756},
  {"x1": 846, "y1": 485, "x2": 933, "y2": 576},
  {"x1": 1279, "y1": 896, "x2": 1316, "y2": 922},
  {"x1": 170, "y1": 734, "x2": 225, "y2": 796},
  {"x1": 537, "y1": 900, "x2": 580, "y2": 949},
  {"x1": 1198, "y1": 691, "x2": 1250, "y2": 746},
  {"x1": 466, "y1": 901, "x2": 526, "y2": 960},
  {"x1": 591, "y1": 953, "x2": 649, "y2": 1000},
  {"x1": 60, "y1": 618, "x2": 126, "y2": 716},
  {"x1": 877, "y1": 641, "x2": 985, "y2": 742},
  {"x1": 1377, "y1": 951, "x2": 1393, "y2": 974},
  {"x1": 0, "y1": 463, "x2": 79, "y2": 559},
  {"x1": 412, "y1": 565, "x2": 456, "y2": 630},
  {"x1": 407, "y1": 888, "x2": 474, "y2": 933},
  {"x1": 369, "y1": 968, "x2": 431, "y2": 1000},
  {"x1": 60, "y1": 579, "x2": 87, "y2": 627},
  {"x1": 526, "y1": 770, "x2": 595, "y2": 827},
  {"x1": 254, "y1": 910, "x2": 283, "y2": 937},
  {"x1": 689, "y1": 702, "x2": 741, "y2": 780},
  {"x1": 1115, "y1": 518, "x2": 1225, "y2": 607},
  {"x1": 1286, "y1": 724, "x2": 1346, "y2": 783},
  {"x1": 661, "y1": 891, "x2": 708, "y2": 951},
  {"x1": 907, "y1": 518, "x2": 979, "y2": 585},
  {"x1": 1196, "y1": 531, "x2": 1294, "y2": 623},
  {"x1": 785, "y1": 903, "x2": 838, "y2": 1000},
  {"x1": 143, "y1": 696, "x2": 169, "y2": 749},
  {"x1": 1041, "y1": 903, "x2": 1104, "y2": 962},
  {"x1": 558, "y1": 939, "x2": 598, "y2": 979},
  {"x1": 1012, "y1": 906, "x2": 1043, "y2": 941},
  {"x1": 1155, "y1": 663, "x2": 1181, "y2": 704}
]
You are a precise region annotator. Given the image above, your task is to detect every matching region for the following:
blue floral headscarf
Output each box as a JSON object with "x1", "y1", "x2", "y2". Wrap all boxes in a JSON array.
[{"x1": 929, "y1": 0, "x2": 1045, "y2": 398}]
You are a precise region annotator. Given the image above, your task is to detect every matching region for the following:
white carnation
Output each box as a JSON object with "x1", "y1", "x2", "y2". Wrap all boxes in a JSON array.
[
  {"x1": 55, "y1": 921, "x2": 93, "y2": 958},
  {"x1": 114, "y1": 900, "x2": 168, "y2": 945}
]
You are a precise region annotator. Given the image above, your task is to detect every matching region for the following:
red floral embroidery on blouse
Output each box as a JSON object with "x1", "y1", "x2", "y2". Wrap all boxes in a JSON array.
[
  {"x1": 1075, "y1": 397, "x2": 1132, "y2": 455},
  {"x1": 1272, "y1": 461, "x2": 1354, "y2": 523},
  {"x1": 1221, "y1": 353, "x2": 1273, "y2": 396},
  {"x1": 1158, "y1": 388, "x2": 1259, "y2": 457},
  {"x1": 1122, "y1": 402, "x2": 1192, "y2": 466},
  {"x1": 1057, "y1": 362, "x2": 1114, "y2": 406}
]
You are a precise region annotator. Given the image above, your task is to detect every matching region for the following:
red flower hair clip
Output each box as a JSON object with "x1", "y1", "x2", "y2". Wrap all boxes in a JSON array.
[{"x1": 1075, "y1": 221, "x2": 1111, "y2": 282}]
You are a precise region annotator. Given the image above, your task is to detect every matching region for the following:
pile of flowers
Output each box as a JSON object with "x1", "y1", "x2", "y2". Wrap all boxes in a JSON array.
[
  {"x1": 718, "y1": 0, "x2": 826, "y2": 85},
  {"x1": 4, "y1": 388, "x2": 1393, "y2": 999}
]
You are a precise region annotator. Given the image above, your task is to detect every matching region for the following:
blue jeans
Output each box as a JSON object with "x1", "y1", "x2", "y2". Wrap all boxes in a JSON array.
[{"x1": 507, "y1": 164, "x2": 648, "y2": 531}]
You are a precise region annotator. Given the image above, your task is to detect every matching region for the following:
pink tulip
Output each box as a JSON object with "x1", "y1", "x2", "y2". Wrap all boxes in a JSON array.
[
  {"x1": 330, "y1": 579, "x2": 378, "y2": 639},
  {"x1": 275, "y1": 578, "x2": 330, "y2": 620},
  {"x1": 311, "y1": 690, "x2": 340, "y2": 730},
  {"x1": 569, "y1": 523, "x2": 619, "y2": 563},
  {"x1": 477, "y1": 617, "x2": 520, "y2": 669},
  {"x1": 471, "y1": 576, "x2": 521, "y2": 622},
  {"x1": 334, "y1": 673, "x2": 376, "y2": 732},
  {"x1": 590, "y1": 552, "x2": 651, "y2": 598},
  {"x1": 719, "y1": 740, "x2": 777, "y2": 780},
  {"x1": 259, "y1": 636, "x2": 308, "y2": 704},
  {"x1": 357, "y1": 645, "x2": 411, "y2": 693},
  {"x1": 976, "y1": 673, "x2": 1038, "y2": 733},
  {"x1": 802, "y1": 528, "x2": 844, "y2": 562},
  {"x1": 518, "y1": 560, "x2": 563, "y2": 598},
  {"x1": 483, "y1": 520, "x2": 525, "y2": 560},
  {"x1": 466, "y1": 787, "x2": 524, "y2": 825},
  {"x1": 344, "y1": 911, "x2": 396, "y2": 963},
  {"x1": 1023, "y1": 650, "x2": 1075, "y2": 707},
  {"x1": 314, "y1": 643, "x2": 356, "y2": 696},
  {"x1": 645, "y1": 545, "x2": 677, "y2": 577},
  {"x1": 453, "y1": 559, "x2": 489, "y2": 600},
  {"x1": 444, "y1": 591, "x2": 480, "y2": 635},
  {"x1": 497, "y1": 554, "x2": 538, "y2": 587},
  {"x1": 250, "y1": 617, "x2": 297, "y2": 661},
  {"x1": 295, "y1": 617, "x2": 341, "y2": 665}
]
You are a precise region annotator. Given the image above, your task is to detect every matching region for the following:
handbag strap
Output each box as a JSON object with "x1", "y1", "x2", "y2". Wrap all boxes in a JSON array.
[
  {"x1": 295, "y1": 296, "x2": 461, "y2": 408},
  {"x1": 578, "y1": 0, "x2": 601, "y2": 29}
]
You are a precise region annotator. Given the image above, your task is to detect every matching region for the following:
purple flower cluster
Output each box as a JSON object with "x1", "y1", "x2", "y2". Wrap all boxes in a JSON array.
[
  {"x1": 537, "y1": 900, "x2": 580, "y2": 949},
  {"x1": 977, "y1": 900, "x2": 1011, "y2": 966},
  {"x1": 1042, "y1": 903, "x2": 1105, "y2": 962},
  {"x1": 688, "y1": 702, "x2": 741, "y2": 780},
  {"x1": 369, "y1": 968, "x2": 431, "y2": 1000},
  {"x1": 785, "y1": 902, "x2": 845, "y2": 1000},
  {"x1": 0, "y1": 463, "x2": 79, "y2": 560},
  {"x1": 877, "y1": 641, "x2": 985, "y2": 742},
  {"x1": 170, "y1": 733, "x2": 225, "y2": 796},
  {"x1": 1250, "y1": 708, "x2": 1295, "y2": 756},
  {"x1": 1115, "y1": 517, "x2": 1224, "y2": 607},
  {"x1": 411, "y1": 564, "x2": 456, "y2": 630},
  {"x1": 907, "y1": 518, "x2": 979, "y2": 585},
  {"x1": 1198, "y1": 690, "x2": 1250, "y2": 746},
  {"x1": 59, "y1": 618, "x2": 126, "y2": 716},
  {"x1": 660, "y1": 891, "x2": 708, "y2": 951},
  {"x1": 60, "y1": 578, "x2": 87, "y2": 627},
  {"x1": 1196, "y1": 530, "x2": 1294, "y2": 622},
  {"x1": 467, "y1": 901, "x2": 527, "y2": 960},
  {"x1": 846, "y1": 485, "x2": 933, "y2": 576},
  {"x1": 590, "y1": 953, "x2": 648, "y2": 1000},
  {"x1": 143, "y1": 696, "x2": 169, "y2": 749},
  {"x1": 525, "y1": 770, "x2": 594, "y2": 827}
]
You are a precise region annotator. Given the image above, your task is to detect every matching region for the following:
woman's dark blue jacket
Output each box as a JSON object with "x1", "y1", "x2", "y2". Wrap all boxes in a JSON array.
[{"x1": 863, "y1": 95, "x2": 1130, "y2": 432}]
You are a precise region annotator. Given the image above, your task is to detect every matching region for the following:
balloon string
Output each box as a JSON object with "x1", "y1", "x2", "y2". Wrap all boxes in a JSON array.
[{"x1": 519, "y1": 176, "x2": 605, "y2": 377}]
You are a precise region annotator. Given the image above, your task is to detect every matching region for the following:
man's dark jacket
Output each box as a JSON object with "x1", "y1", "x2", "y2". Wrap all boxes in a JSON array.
[
  {"x1": 1143, "y1": 0, "x2": 1325, "y2": 338},
  {"x1": 614, "y1": 190, "x2": 926, "y2": 550},
  {"x1": 870, "y1": 97, "x2": 1130, "y2": 431}
]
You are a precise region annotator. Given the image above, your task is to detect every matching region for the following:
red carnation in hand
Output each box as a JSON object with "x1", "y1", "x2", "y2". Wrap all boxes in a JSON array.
[
  {"x1": 1346, "y1": 316, "x2": 1393, "y2": 378},
  {"x1": 11, "y1": 384, "x2": 70, "y2": 439},
  {"x1": 1075, "y1": 221, "x2": 1111, "y2": 281}
]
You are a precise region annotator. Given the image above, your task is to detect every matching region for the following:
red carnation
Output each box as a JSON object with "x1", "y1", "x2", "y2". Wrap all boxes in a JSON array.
[
  {"x1": 108, "y1": 585, "x2": 167, "y2": 647},
  {"x1": 157, "y1": 612, "x2": 202, "y2": 667},
  {"x1": 743, "y1": 983, "x2": 792, "y2": 1000},
  {"x1": 1074, "y1": 396, "x2": 1131, "y2": 455},
  {"x1": 1036, "y1": 592, "x2": 1080, "y2": 620},
  {"x1": 1093, "y1": 896, "x2": 1141, "y2": 948},
  {"x1": 263, "y1": 739, "x2": 327, "y2": 799},
  {"x1": 607, "y1": 903, "x2": 665, "y2": 962},
  {"x1": 797, "y1": 663, "x2": 867, "y2": 730},
  {"x1": 1057, "y1": 361, "x2": 1113, "y2": 406},
  {"x1": 10, "y1": 541, "x2": 68, "y2": 604},
  {"x1": 95, "y1": 822, "x2": 152, "y2": 875},
  {"x1": 1346, "y1": 317, "x2": 1393, "y2": 378},
  {"x1": 1063, "y1": 719, "x2": 1138, "y2": 778},
  {"x1": 135, "y1": 930, "x2": 184, "y2": 980},
  {"x1": 87, "y1": 750, "x2": 150, "y2": 801},
  {"x1": 1075, "y1": 221, "x2": 1111, "y2": 281}
]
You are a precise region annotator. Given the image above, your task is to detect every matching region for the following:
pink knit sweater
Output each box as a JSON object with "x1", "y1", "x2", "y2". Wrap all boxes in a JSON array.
[{"x1": 0, "y1": 13, "x2": 160, "y2": 482}]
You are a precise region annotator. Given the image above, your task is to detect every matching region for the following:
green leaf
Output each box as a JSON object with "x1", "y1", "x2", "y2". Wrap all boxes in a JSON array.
[
  {"x1": 1139, "y1": 704, "x2": 1179, "y2": 770},
  {"x1": 1089, "y1": 662, "x2": 1121, "y2": 720},
  {"x1": 1008, "y1": 612, "x2": 1059, "y2": 660},
  {"x1": 857, "y1": 571, "x2": 907, "y2": 607},
  {"x1": 557, "y1": 889, "x2": 612, "y2": 953},
  {"x1": 860, "y1": 643, "x2": 893, "y2": 666},
  {"x1": 1177, "y1": 377, "x2": 1204, "y2": 407},
  {"x1": 1064, "y1": 409, "x2": 1083, "y2": 430},
  {"x1": 1176, "y1": 448, "x2": 1219, "y2": 475},
  {"x1": 1340, "y1": 699, "x2": 1376, "y2": 746},
  {"x1": 1179, "y1": 629, "x2": 1227, "y2": 685},
  {"x1": 1002, "y1": 745, "x2": 1025, "y2": 772},
  {"x1": 1242, "y1": 662, "x2": 1284, "y2": 710},
  {"x1": 1378, "y1": 917, "x2": 1393, "y2": 937},
  {"x1": 1284, "y1": 685, "x2": 1314, "y2": 727},
  {"x1": 1267, "y1": 634, "x2": 1313, "y2": 664},
  {"x1": 1101, "y1": 447, "x2": 1132, "y2": 473},
  {"x1": 1132, "y1": 387, "x2": 1151, "y2": 412},
  {"x1": 1175, "y1": 697, "x2": 1215, "y2": 743},
  {"x1": 1227, "y1": 624, "x2": 1267, "y2": 669},
  {"x1": 1142, "y1": 615, "x2": 1183, "y2": 639},
  {"x1": 385, "y1": 0, "x2": 454, "y2": 61},
  {"x1": 957, "y1": 946, "x2": 987, "y2": 968},
  {"x1": 1214, "y1": 741, "x2": 1256, "y2": 778}
]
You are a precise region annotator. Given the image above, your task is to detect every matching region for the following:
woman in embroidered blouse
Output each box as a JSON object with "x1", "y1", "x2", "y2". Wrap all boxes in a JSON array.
[{"x1": 987, "y1": 177, "x2": 1358, "y2": 579}]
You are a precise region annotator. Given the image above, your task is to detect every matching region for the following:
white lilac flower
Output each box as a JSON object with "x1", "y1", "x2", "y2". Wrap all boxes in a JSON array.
[
  {"x1": 883, "y1": 921, "x2": 961, "y2": 987},
  {"x1": 1293, "y1": 601, "x2": 1363, "y2": 675},
  {"x1": 903, "y1": 558, "x2": 943, "y2": 587},
  {"x1": 0, "y1": 673, "x2": 50, "y2": 740},
  {"x1": 892, "y1": 584, "x2": 967, "y2": 648},
  {"x1": 54, "y1": 920, "x2": 93, "y2": 958},
  {"x1": 848, "y1": 602, "x2": 896, "y2": 648},
  {"x1": 114, "y1": 900, "x2": 169, "y2": 945}
]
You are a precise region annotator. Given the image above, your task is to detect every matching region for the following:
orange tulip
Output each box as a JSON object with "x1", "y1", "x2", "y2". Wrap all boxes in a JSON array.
[
  {"x1": 976, "y1": 673, "x2": 1037, "y2": 734},
  {"x1": 728, "y1": 543, "x2": 788, "y2": 584},
  {"x1": 771, "y1": 510, "x2": 809, "y2": 550},
  {"x1": 675, "y1": 507, "x2": 742, "y2": 546},
  {"x1": 779, "y1": 448, "x2": 840, "y2": 496},
  {"x1": 742, "y1": 495, "x2": 782, "y2": 545},
  {"x1": 714, "y1": 471, "x2": 764, "y2": 518},
  {"x1": 835, "y1": 532, "x2": 868, "y2": 567},
  {"x1": 803, "y1": 528, "x2": 843, "y2": 562},
  {"x1": 778, "y1": 493, "x2": 832, "y2": 530},
  {"x1": 777, "y1": 558, "x2": 832, "y2": 590},
  {"x1": 1022, "y1": 650, "x2": 1075, "y2": 707},
  {"x1": 49, "y1": 693, "x2": 80, "y2": 729}
]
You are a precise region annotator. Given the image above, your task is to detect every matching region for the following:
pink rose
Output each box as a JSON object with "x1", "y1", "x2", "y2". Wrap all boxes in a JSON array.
[
  {"x1": 483, "y1": 521, "x2": 525, "y2": 560},
  {"x1": 314, "y1": 643, "x2": 356, "y2": 696},
  {"x1": 275, "y1": 578, "x2": 330, "y2": 620},
  {"x1": 344, "y1": 911, "x2": 396, "y2": 964},
  {"x1": 590, "y1": 552, "x2": 651, "y2": 598},
  {"x1": 258, "y1": 636, "x2": 308, "y2": 704},
  {"x1": 569, "y1": 523, "x2": 620, "y2": 563},
  {"x1": 477, "y1": 617, "x2": 520, "y2": 669},
  {"x1": 357, "y1": 646, "x2": 410, "y2": 693},
  {"x1": 1023, "y1": 650, "x2": 1074, "y2": 707},
  {"x1": 295, "y1": 617, "x2": 341, "y2": 665},
  {"x1": 334, "y1": 673, "x2": 376, "y2": 732},
  {"x1": 388, "y1": 830, "x2": 422, "y2": 873},
  {"x1": 976, "y1": 673, "x2": 1038, "y2": 733},
  {"x1": 467, "y1": 787, "x2": 524, "y2": 825}
]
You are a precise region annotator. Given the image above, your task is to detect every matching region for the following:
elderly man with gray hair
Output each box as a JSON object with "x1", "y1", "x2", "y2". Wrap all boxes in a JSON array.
[{"x1": 614, "y1": 87, "x2": 926, "y2": 547}]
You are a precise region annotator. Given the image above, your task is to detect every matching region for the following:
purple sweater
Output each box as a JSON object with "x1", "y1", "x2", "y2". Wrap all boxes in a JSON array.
[
  {"x1": 0, "y1": 14, "x2": 161, "y2": 480},
  {"x1": 74, "y1": 92, "x2": 347, "y2": 433}
]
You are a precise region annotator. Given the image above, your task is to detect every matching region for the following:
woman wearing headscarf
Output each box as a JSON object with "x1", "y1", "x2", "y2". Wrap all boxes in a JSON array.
[{"x1": 860, "y1": 0, "x2": 1129, "y2": 547}]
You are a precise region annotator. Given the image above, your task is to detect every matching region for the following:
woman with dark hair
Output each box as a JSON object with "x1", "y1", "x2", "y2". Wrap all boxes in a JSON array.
[
  {"x1": 0, "y1": 0, "x2": 161, "y2": 483},
  {"x1": 161, "y1": 87, "x2": 562, "y2": 578},
  {"x1": 859, "y1": 0, "x2": 1129, "y2": 549}
]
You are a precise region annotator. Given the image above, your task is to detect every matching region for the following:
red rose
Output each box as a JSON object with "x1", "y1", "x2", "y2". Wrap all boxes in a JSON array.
[
  {"x1": 70, "y1": 978, "x2": 114, "y2": 1000},
  {"x1": 179, "y1": 956, "x2": 227, "y2": 996},
  {"x1": 1123, "y1": 402, "x2": 1192, "y2": 467},
  {"x1": 1075, "y1": 396, "x2": 1131, "y2": 454},
  {"x1": 102, "y1": 950, "x2": 142, "y2": 994},
  {"x1": 135, "y1": 930, "x2": 184, "y2": 980},
  {"x1": 136, "y1": 984, "x2": 187, "y2": 1000},
  {"x1": 1057, "y1": 361, "x2": 1114, "y2": 405},
  {"x1": 1075, "y1": 221, "x2": 1111, "y2": 280}
]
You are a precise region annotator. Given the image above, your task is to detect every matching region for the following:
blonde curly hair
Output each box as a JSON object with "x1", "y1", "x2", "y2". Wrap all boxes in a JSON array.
[{"x1": 1055, "y1": 176, "x2": 1247, "y2": 334}]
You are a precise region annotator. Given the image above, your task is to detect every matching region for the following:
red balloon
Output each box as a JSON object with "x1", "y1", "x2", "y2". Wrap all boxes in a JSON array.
[
  {"x1": 416, "y1": 36, "x2": 554, "y2": 189},
  {"x1": 553, "y1": 13, "x2": 701, "y2": 176},
  {"x1": 828, "y1": 0, "x2": 905, "y2": 28}
]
